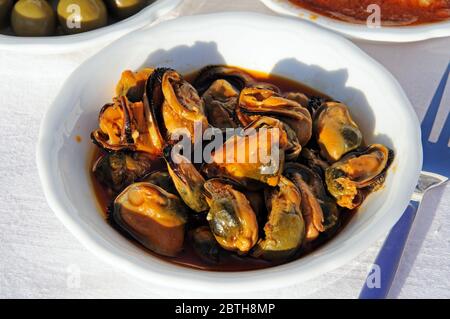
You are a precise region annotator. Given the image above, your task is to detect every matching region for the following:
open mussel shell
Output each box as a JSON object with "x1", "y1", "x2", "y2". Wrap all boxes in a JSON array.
[
  {"x1": 314, "y1": 101, "x2": 363, "y2": 162},
  {"x1": 252, "y1": 177, "x2": 305, "y2": 261},
  {"x1": 91, "y1": 68, "x2": 165, "y2": 156},
  {"x1": 116, "y1": 68, "x2": 154, "y2": 102},
  {"x1": 237, "y1": 87, "x2": 313, "y2": 148},
  {"x1": 284, "y1": 163, "x2": 339, "y2": 233},
  {"x1": 325, "y1": 144, "x2": 394, "y2": 209},
  {"x1": 92, "y1": 151, "x2": 153, "y2": 194},
  {"x1": 91, "y1": 95, "x2": 164, "y2": 156},
  {"x1": 110, "y1": 182, "x2": 188, "y2": 257},
  {"x1": 164, "y1": 147, "x2": 208, "y2": 213},
  {"x1": 193, "y1": 65, "x2": 255, "y2": 96},
  {"x1": 145, "y1": 67, "x2": 208, "y2": 143},
  {"x1": 144, "y1": 67, "x2": 174, "y2": 142},
  {"x1": 91, "y1": 98, "x2": 134, "y2": 152},
  {"x1": 203, "y1": 178, "x2": 259, "y2": 254}
]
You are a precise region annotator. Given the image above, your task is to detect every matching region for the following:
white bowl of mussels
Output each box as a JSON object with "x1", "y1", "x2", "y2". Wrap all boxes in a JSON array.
[{"x1": 37, "y1": 12, "x2": 422, "y2": 292}]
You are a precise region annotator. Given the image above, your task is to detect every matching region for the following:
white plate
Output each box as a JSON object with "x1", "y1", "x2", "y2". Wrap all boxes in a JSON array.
[
  {"x1": 0, "y1": 0, "x2": 181, "y2": 53},
  {"x1": 37, "y1": 12, "x2": 422, "y2": 292},
  {"x1": 260, "y1": 0, "x2": 450, "y2": 42}
]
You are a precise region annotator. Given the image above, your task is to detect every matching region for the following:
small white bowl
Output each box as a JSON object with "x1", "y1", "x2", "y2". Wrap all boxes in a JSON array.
[
  {"x1": 0, "y1": 0, "x2": 181, "y2": 54},
  {"x1": 37, "y1": 12, "x2": 422, "y2": 292},
  {"x1": 260, "y1": 0, "x2": 450, "y2": 42}
]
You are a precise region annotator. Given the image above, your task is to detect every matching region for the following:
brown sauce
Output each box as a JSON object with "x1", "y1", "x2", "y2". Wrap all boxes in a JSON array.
[
  {"x1": 289, "y1": 0, "x2": 450, "y2": 26},
  {"x1": 90, "y1": 68, "x2": 356, "y2": 272},
  {"x1": 187, "y1": 68, "x2": 330, "y2": 98}
]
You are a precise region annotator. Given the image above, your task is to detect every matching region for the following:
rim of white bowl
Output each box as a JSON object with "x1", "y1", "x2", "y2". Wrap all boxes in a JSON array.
[
  {"x1": 259, "y1": 0, "x2": 450, "y2": 43},
  {"x1": 0, "y1": 0, "x2": 181, "y2": 54},
  {"x1": 36, "y1": 12, "x2": 422, "y2": 292}
]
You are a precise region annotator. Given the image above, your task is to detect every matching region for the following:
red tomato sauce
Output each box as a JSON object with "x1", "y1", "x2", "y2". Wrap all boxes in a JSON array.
[{"x1": 289, "y1": 0, "x2": 450, "y2": 25}]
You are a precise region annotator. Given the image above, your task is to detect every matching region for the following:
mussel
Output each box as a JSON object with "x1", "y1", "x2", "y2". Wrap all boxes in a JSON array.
[
  {"x1": 92, "y1": 151, "x2": 153, "y2": 194},
  {"x1": 202, "y1": 79, "x2": 240, "y2": 129},
  {"x1": 91, "y1": 99, "x2": 133, "y2": 152},
  {"x1": 245, "y1": 116, "x2": 301, "y2": 160},
  {"x1": 139, "y1": 171, "x2": 176, "y2": 195},
  {"x1": 204, "y1": 179, "x2": 258, "y2": 254},
  {"x1": 164, "y1": 149, "x2": 208, "y2": 213},
  {"x1": 299, "y1": 148, "x2": 330, "y2": 178},
  {"x1": 325, "y1": 144, "x2": 394, "y2": 209},
  {"x1": 314, "y1": 102, "x2": 363, "y2": 162},
  {"x1": 91, "y1": 96, "x2": 164, "y2": 156},
  {"x1": 284, "y1": 92, "x2": 310, "y2": 109},
  {"x1": 252, "y1": 177, "x2": 305, "y2": 260},
  {"x1": 278, "y1": 120, "x2": 302, "y2": 161},
  {"x1": 146, "y1": 68, "x2": 208, "y2": 143},
  {"x1": 110, "y1": 182, "x2": 188, "y2": 257},
  {"x1": 237, "y1": 87, "x2": 313, "y2": 148},
  {"x1": 308, "y1": 96, "x2": 327, "y2": 115},
  {"x1": 190, "y1": 226, "x2": 222, "y2": 264},
  {"x1": 284, "y1": 163, "x2": 340, "y2": 238},
  {"x1": 285, "y1": 93, "x2": 330, "y2": 117},
  {"x1": 116, "y1": 68, "x2": 154, "y2": 102},
  {"x1": 244, "y1": 190, "x2": 267, "y2": 228},
  {"x1": 284, "y1": 166, "x2": 325, "y2": 242},
  {"x1": 193, "y1": 65, "x2": 255, "y2": 95},
  {"x1": 250, "y1": 82, "x2": 282, "y2": 94},
  {"x1": 203, "y1": 116, "x2": 287, "y2": 187},
  {"x1": 297, "y1": 178, "x2": 325, "y2": 242}
]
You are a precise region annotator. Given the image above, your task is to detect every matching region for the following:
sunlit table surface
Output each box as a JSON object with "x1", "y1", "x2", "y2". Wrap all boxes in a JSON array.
[{"x1": 0, "y1": 0, "x2": 449, "y2": 298}]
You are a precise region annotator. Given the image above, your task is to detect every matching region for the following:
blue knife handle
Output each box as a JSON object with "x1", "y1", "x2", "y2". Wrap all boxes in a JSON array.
[{"x1": 359, "y1": 200, "x2": 420, "y2": 299}]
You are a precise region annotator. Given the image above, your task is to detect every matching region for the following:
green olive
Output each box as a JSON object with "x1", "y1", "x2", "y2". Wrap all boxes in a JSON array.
[
  {"x1": 11, "y1": 0, "x2": 56, "y2": 36},
  {"x1": 57, "y1": 0, "x2": 107, "y2": 34},
  {"x1": 0, "y1": 0, "x2": 13, "y2": 29},
  {"x1": 105, "y1": 0, "x2": 146, "y2": 19}
]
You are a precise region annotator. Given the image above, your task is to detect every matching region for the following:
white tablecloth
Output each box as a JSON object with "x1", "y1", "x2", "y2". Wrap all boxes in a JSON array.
[{"x1": 0, "y1": 0, "x2": 449, "y2": 299}]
